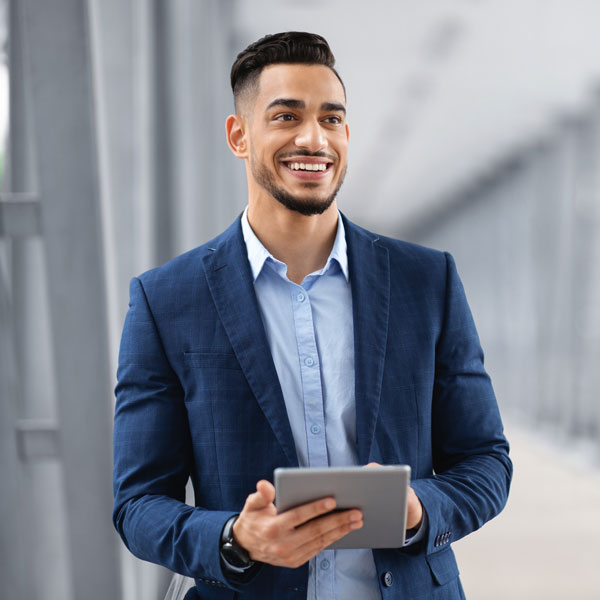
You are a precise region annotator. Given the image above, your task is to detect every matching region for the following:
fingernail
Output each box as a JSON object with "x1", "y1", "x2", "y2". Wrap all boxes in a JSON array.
[
  {"x1": 350, "y1": 512, "x2": 362, "y2": 522},
  {"x1": 350, "y1": 520, "x2": 363, "y2": 529},
  {"x1": 324, "y1": 499, "x2": 335, "y2": 510}
]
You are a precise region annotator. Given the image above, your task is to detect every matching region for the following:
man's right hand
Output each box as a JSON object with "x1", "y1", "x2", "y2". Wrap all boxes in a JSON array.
[{"x1": 232, "y1": 479, "x2": 363, "y2": 569}]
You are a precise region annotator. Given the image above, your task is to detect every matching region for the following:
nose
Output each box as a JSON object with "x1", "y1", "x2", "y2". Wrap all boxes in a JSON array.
[{"x1": 294, "y1": 118, "x2": 327, "y2": 152}]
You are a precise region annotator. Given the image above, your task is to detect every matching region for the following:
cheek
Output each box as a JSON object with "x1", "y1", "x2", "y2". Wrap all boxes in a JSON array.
[
  {"x1": 249, "y1": 144, "x2": 273, "y2": 167},
  {"x1": 248, "y1": 148, "x2": 268, "y2": 173}
]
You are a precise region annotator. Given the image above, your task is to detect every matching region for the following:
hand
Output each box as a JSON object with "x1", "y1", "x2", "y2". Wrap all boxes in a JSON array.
[
  {"x1": 406, "y1": 486, "x2": 423, "y2": 530},
  {"x1": 232, "y1": 480, "x2": 363, "y2": 569},
  {"x1": 365, "y1": 462, "x2": 423, "y2": 530}
]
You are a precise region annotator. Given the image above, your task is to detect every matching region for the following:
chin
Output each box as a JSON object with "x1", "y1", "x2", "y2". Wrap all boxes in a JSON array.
[
  {"x1": 253, "y1": 160, "x2": 345, "y2": 217},
  {"x1": 274, "y1": 193, "x2": 336, "y2": 217}
]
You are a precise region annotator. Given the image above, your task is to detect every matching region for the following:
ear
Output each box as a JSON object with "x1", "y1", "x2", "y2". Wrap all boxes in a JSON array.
[
  {"x1": 345, "y1": 122, "x2": 350, "y2": 142},
  {"x1": 226, "y1": 114, "x2": 248, "y2": 158}
]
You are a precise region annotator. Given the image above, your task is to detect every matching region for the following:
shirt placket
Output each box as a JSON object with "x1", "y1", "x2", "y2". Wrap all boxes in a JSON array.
[{"x1": 289, "y1": 281, "x2": 336, "y2": 599}]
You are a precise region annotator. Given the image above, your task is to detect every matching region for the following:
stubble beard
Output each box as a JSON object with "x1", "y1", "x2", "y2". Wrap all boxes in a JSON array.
[{"x1": 251, "y1": 157, "x2": 347, "y2": 217}]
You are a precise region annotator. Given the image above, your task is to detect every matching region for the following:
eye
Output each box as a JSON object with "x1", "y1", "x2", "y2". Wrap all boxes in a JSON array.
[
  {"x1": 323, "y1": 115, "x2": 343, "y2": 125},
  {"x1": 275, "y1": 113, "x2": 296, "y2": 122}
]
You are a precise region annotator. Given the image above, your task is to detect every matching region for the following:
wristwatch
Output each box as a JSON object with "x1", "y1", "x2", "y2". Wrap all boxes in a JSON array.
[{"x1": 220, "y1": 515, "x2": 256, "y2": 575}]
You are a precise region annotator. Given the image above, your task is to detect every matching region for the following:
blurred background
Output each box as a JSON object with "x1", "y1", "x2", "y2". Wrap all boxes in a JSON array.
[{"x1": 1, "y1": 0, "x2": 599, "y2": 598}]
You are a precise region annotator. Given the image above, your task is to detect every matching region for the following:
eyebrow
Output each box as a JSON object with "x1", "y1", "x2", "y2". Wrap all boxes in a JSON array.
[
  {"x1": 321, "y1": 102, "x2": 346, "y2": 115},
  {"x1": 266, "y1": 98, "x2": 346, "y2": 115}
]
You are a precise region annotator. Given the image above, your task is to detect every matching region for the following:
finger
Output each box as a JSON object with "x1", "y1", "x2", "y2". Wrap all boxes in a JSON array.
[
  {"x1": 280, "y1": 496, "x2": 337, "y2": 529},
  {"x1": 270, "y1": 513, "x2": 362, "y2": 569},
  {"x1": 406, "y1": 487, "x2": 423, "y2": 529},
  {"x1": 244, "y1": 491, "x2": 269, "y2": 511},
  {"x1": 365, "y1": 462, "x2": 381, "y2": 468},
  {"x1": 292, "y1": 508, "x2": 362, "y2": 546},
  {"x1": 292, "y1": 513, "x2": 363, "y2": 561},
  {"x1": 244, "y1": 481, "x2": 275, "y2": 511},
  {"x1": 256, "y1": 480, "x2": 276, "y2": 504}
]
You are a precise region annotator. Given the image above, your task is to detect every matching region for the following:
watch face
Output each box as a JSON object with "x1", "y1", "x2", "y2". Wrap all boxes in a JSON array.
[{"x1": 222, "y1": 542, "x2": 251, "y2": 569}]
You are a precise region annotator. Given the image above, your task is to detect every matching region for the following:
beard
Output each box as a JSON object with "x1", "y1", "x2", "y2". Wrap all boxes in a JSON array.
[{"x1": 251, "y1": 157, "x2": 347, "y2": 216}]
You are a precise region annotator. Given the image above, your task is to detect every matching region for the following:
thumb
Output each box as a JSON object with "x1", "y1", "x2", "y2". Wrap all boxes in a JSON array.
[
  {"x1": 245, "y1": 480, "x2": 275, "y2": 510},
  {"x1": 256, "y1": 479, "x2": 276, "y2": 504}
]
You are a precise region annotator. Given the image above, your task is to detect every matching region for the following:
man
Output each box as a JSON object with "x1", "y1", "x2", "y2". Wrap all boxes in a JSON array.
[{"x1": 113, "y1": 32, "x2": 512, "y2": 600}]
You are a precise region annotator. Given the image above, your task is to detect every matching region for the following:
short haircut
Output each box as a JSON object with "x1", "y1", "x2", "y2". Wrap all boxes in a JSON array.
[{"x1": 230, "y1": 31, "x2": 345, "y2": 112}]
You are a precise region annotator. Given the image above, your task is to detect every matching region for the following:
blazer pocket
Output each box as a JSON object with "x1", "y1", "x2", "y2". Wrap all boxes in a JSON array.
[
  {"x1": 183, "y1": 351, "x2": 242, "y2": 370},
  {"x1": 426, "y1": 548, "x2": 459, "y2": 586}
]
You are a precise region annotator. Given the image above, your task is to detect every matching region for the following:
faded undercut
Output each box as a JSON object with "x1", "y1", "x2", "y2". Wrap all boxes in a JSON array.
[{"x1": 230, "y1": 31, "x2": 346, "y2": 113}]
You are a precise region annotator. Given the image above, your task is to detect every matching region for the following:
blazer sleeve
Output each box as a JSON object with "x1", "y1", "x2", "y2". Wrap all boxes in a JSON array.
[
  {"x1": 411, "y1": 252, "x2": 513, "y2": 555},
  {"x1": 112, "y1": 276, "x2": 240, "y2": 587}
]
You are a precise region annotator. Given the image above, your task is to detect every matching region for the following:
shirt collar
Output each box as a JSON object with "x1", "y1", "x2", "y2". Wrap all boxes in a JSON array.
[{"x1": 241, "y1": 207, "x2": 350, "y2": 283}]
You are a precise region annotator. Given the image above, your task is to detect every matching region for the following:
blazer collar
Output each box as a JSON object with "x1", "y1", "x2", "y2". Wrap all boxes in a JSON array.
[
  {"x1": 342, "y1": 214, "x2": 390, "y2": 464},
  {"x1": 202, "y1": 217, "x2": 298, "y2": 467}
]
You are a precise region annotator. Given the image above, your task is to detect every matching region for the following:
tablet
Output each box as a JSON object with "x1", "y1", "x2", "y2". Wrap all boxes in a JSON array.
[{"x1": 274, "y1": 465, "x2": 411, "y2": 549}]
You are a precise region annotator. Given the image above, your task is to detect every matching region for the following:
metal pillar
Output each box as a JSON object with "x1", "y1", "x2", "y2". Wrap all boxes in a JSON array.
[
  {"x1": 18, "y1": 0, "x2": 122, "y2": 598},
  {"x1": 1, "y1": 0, "x2": 63, "y2": 596}
]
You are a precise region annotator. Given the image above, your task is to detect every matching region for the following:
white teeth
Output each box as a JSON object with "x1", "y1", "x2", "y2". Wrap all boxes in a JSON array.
[{"x1": 287, "y1": 162, "x2": 327, "y2": 171}]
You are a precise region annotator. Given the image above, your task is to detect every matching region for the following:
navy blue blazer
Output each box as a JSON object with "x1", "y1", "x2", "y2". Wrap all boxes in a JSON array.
[{"x1": 113, "y1": 215, "x2": 512, "y2": 600}]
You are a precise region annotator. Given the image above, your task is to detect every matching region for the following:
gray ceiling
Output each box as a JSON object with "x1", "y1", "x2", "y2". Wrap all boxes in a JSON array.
[{"x1": 233, "y1": 0, "x2": 600, "y2": 234}]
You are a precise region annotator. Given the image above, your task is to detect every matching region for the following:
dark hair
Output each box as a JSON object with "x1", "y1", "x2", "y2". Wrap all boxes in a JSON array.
[{"x1": 230, "y1": 31, "x2": 345, "y2": 110}]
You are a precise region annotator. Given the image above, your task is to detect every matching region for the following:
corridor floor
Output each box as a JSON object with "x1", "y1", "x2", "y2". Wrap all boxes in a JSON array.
[{"x1": 453, "y1": 422, "x2": 600, "y2": 599}]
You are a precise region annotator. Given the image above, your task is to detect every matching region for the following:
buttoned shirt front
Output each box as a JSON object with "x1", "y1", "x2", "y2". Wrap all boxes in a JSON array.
[{"x1": 241, "y1": 208, "x2": 382, "y2": 599}]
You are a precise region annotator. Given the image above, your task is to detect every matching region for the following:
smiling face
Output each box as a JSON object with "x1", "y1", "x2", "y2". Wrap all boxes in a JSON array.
[{"x1": 234, "y1": 63, "x2": 349, "y2": 216}]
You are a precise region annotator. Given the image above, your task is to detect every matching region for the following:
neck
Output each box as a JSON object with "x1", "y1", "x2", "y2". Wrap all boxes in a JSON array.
[{"x1": 247, "y1": 197, "x2": 339, "y2": 285}]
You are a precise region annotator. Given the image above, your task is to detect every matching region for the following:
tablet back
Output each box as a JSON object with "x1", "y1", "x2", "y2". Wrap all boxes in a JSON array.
[{"x1": 275, "y1": 465, "x2": 411, "y2": 549}]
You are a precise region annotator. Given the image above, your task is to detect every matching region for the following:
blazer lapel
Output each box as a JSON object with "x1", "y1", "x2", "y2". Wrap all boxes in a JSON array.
[
  {"x1": 202, "y1": 219, "x2": 298, "y2": 467},
  {"x1": 343, "y1": 215, "x2": 390, "y2": 465}
]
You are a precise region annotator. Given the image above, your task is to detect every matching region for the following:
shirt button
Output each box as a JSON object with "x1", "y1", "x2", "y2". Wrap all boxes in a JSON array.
[
  {"x1": 296, "y1": 292, "x2": 305, "y2": 302},
  {"x1": 304, "y1": 357, "x2": 314, "y2": 367},
  {"x1": 310, "y1": 424, "x2": 321, "y2": 435},
  {"x1": 382, "y1": 571, "x2": 393, "y2": 587},
  {"x1": 320, "y1": 559, "x2": 330, "y2": 570}
]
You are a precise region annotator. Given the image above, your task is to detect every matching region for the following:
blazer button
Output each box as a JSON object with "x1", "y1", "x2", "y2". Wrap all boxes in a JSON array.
[{"x1": 382, "y1": 571, "x2": 393, "y2": 587}]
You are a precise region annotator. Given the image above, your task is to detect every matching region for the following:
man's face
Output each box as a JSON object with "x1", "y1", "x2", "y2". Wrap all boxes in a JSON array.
[{"x1": 244, "y1": 63, "x2": 349, "y2": 216}]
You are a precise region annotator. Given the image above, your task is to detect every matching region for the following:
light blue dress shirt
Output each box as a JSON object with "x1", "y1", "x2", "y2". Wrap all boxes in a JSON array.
[{"x1": 241, "y1": 208, "x2": 422, "y2": 599}]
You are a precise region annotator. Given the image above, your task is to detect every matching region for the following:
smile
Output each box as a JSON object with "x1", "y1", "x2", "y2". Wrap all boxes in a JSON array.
[
  {"x1": 284, "y1": 162, "x2": 328, "y2": 172},
  {"x1": 281, "y1": 160, "x2": 333, "y2": 179}
]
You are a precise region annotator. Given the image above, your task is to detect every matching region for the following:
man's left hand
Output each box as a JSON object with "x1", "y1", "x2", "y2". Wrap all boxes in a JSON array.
[{"x1": 365, "y1": 462, "x2": 423, "y2": 530}]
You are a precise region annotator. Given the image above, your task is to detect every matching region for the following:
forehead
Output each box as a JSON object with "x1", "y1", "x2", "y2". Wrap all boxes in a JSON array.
[{"x1": 256, "y1": 63, "x2": 346, "y2": 110}]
